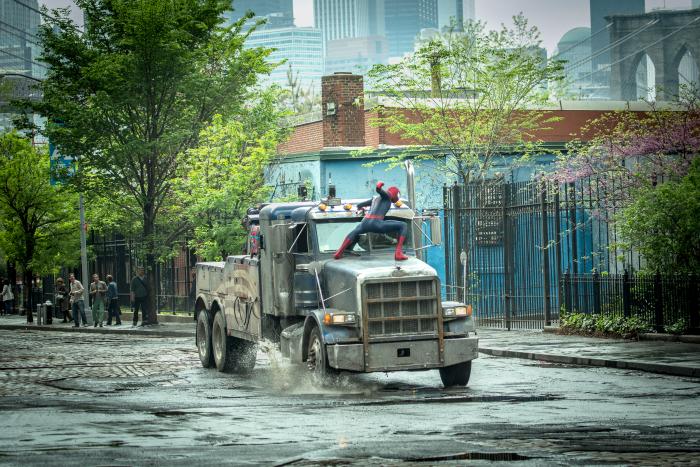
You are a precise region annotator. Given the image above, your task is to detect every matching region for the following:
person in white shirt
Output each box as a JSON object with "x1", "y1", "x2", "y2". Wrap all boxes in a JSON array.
[
  {"x1": 1, "y1": 279, "x2": 13, "y2": 316},
  {"x1": 69, "y1": 273, "x2": 88, "y2": 327}
]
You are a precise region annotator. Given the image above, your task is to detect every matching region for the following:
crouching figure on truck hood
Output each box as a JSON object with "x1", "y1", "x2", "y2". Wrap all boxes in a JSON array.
[{"x1": 334, "y1": 181, "x2": 408, "y2": 261}]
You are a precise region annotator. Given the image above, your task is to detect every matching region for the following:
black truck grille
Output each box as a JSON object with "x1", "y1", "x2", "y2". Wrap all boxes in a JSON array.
[{"x1": 364, "y1": 279, "x2": 439, "y2": 338}]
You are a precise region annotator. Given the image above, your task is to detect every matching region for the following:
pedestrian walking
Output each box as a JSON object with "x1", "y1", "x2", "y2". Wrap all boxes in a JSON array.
[
  {"x1": 1, "y1": 279, "x2": 13, "y2": 316},
  {"x1": 89, "y1": 274, "x2": 107, "y2": 327},
  {"x1": 105, "y1": 274, "x2": 121, "y2": 326},
  {"x1": 30, "y1": 278, "x2": 46, "y2": 324},
  {"x1": 69, "y1": 273, "x2": 88, "y2": 327},
  {"x1": 130, "y1": 266, "x2": 149, "y2": 326},
  {"x1": 55, "y1": 278, "x2": 72, "y2": 323}
]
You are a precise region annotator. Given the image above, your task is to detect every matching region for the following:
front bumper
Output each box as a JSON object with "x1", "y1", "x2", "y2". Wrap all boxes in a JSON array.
[{"x1": 326, "y1": 336, "x2": 478, "y2": 372}]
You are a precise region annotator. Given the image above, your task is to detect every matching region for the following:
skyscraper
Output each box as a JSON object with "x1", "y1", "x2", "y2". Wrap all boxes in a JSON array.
[
  {"x1": 245, "y1": 27, "x2": 324, "y2": 91},
  {"x1": 589, "y1": 0, "x2": 645, "y2": 92},
  {"x1": 437, "y1": 0, "x2": 475, "y2": 31},
  {"x1": 0, "y1": 0, "x2": 42, "y2": 78},
  {"x1": 313, "y1": 0, "x2": 384, "y2": 45},
  {"x1": 224, "y1": 0, "x2": 294, "y2": 29},
  {"x1": 384, "y1": 0, "x2": 438, "y2": 58},
  {"x1": 555, "y1": 27, "x2": 593, "y2": 97}
]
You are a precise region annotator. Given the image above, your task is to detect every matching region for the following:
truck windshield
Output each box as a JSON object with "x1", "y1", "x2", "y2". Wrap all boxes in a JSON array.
[{"x1": 316, "y1": 219, "x2": 412, "y2": 254}]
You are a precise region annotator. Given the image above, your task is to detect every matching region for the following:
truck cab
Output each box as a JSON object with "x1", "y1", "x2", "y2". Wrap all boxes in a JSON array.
[{"x1": 194, "y1": 199, "x2": 478, "y2": 387}]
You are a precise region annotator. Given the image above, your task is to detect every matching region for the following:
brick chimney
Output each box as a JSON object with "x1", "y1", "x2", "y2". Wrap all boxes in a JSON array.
[{"x1": 322, "y1": 72, "x2": 365, "y2": 147}]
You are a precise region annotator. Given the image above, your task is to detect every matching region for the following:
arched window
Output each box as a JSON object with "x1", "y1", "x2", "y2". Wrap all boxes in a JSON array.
[
  {"x1": 635, "y1": 53, "x2": 656, "y2": 101},
  {"x1": 678, "y1": 49, "x2": 699, "y2": 89}
]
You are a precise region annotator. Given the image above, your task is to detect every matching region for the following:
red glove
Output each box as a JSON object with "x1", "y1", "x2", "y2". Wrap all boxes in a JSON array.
[{"x1": 376, "y1": 181, "x2": 384, "y2": 190}]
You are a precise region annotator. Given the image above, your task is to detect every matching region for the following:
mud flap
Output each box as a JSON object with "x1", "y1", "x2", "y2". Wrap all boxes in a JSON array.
[{"x1": 280, "y1": 322, "x2": 304, "y2": 363}]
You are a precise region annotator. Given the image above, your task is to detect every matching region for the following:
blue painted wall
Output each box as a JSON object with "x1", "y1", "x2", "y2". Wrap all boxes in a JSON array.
[{"x1": 270, "y1": 152, "x2": 570, "y2": 297}]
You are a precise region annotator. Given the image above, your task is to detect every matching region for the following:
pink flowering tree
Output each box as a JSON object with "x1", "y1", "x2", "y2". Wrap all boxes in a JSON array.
[
  {"x1": 553, "y1": 86, "x2": 700, "y2": 273},
  {"x1": 553, "y1": 86, "x2": 700, "y2": 207}
]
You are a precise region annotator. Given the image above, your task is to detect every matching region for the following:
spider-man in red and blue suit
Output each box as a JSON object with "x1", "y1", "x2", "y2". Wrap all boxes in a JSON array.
[{"x1": 333, "y1": 182, "x2": 409, "y2": 261}]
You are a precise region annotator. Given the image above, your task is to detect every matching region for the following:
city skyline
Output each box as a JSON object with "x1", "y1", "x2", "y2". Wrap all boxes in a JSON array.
[{"x1": 41, "y1": 0, "x2": 697, "y2": 54}]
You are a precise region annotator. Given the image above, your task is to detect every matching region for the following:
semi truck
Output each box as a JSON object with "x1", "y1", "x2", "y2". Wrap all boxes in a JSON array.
[{"x1": 194, "y1": 191, "x2": 478, "y2": 386}]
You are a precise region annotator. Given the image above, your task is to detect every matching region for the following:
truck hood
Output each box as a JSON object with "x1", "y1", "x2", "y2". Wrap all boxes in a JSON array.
[
  {"x1": 320, "y1": 256, "x2": 437, "y2": 312},
  {"x1": 322, "y1": 256, "x2": 437, "y2": 284}
]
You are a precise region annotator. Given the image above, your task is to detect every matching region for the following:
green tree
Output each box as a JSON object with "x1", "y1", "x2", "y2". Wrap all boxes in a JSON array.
[
  {"x1": 617, "y1": 159, "x2": 700, "y2": 274},
  {"x1": 31, "y1": 0, "x2": 274, "y2": 323},
  {"x1": 0, "y1": 132, "x2": 79, "y2": 322},
  {"x1": 553, "y1": 86, "x2": 700, "y2": 204},
  {"x1": 366, "y1": 16, "x2": 564, "y2": 184},
  {"x1": 283, "y1": 63, "x2": 321, "y2": 115},
  {"x1": 174, "y1": 91, "x2": 289, "y2": 260}
]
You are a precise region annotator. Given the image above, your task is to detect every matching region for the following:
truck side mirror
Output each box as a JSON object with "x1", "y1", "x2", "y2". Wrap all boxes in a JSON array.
[{"x1": 429, "y1": 217, "x2": 442, "y2": 246}]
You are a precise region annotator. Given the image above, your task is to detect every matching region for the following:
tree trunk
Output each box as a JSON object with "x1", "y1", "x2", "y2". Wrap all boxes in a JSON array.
[
  {"x1": 23, "y1": 269, "x2": 33, "y2": 323},
  {"x1": 143, "y1": 202, "x2": 158, "y2": 325}
]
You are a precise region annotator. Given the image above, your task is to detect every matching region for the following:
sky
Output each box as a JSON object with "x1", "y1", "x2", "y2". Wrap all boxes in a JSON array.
[{"x1": 43, "y1": 0, "x2": 696, "y2": 54}]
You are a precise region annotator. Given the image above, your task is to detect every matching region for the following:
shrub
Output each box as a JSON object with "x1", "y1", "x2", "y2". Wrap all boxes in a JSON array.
[
  {"x1": 560, "y1": 312, "x2": 653, "y2": 339},
  {"x1": 664, "y1": 318, "x2": 689, "y2": 335}
]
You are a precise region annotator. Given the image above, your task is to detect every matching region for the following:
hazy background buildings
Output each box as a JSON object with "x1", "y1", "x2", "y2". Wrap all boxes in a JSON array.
[{"x1": 1, "y1": 0, "x2": 699, "y2": 113}]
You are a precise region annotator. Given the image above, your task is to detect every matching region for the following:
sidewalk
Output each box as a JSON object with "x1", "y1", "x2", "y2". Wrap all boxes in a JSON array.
[
  {"x1": 477, "y1": 327, "x2": 700, "y2": 378},
  {"x1": 0, "y1": 313, "x2": 193, "y2": 337},
  {"x1": 1, "y1": 315, "x2": 698, "y2": 378}
]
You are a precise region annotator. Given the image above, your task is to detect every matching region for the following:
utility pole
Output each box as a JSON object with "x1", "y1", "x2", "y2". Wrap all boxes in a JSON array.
[{"x1": 79, "y1": 193, "x2": 91, "y2": 323}]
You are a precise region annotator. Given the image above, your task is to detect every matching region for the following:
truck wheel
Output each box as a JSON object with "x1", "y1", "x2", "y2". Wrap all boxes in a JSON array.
[
  {"x1": 233, "y1": 340, "x2": 257, "y2": 373},
  {"x1": 306, "y1": 326, "x2": 335, "y2": 380},
  {"x1": 439, "y1": 361, "x2": 472, "y2": 387},
  {"x1": 213, "y1": 311, "x2": 257, "y2": 373},
  {"x1": 196, "y1": 309, "x2": 214, "y2": 368}
]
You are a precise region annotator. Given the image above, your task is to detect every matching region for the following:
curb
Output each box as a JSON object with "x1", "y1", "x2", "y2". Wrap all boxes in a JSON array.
[
  {"x1": 639, "y1": 333, "x2": 700, "y2": 344},
  {"x1": 479, "y1": 347, "x2": 700, "y2": 378},
  {"x1": 0, "y1": 323, "x2": 193, "y2": 338},
  {"x1": 544, "y1": 326, "x2": 700, "y2": 344},
  {"x1": 120, "y1": 312, "x2": 193, "y2": 324}
]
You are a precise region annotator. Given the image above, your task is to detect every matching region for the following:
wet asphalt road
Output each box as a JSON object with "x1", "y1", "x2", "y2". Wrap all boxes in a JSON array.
[{"x1": 0, "y1": 329, "x2": 699, "y2": 466}]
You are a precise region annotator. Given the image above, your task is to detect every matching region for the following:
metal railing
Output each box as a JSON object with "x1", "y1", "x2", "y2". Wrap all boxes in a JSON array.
[{"x1": 561, "y1": 271, "x2": 699, "y2": 333}]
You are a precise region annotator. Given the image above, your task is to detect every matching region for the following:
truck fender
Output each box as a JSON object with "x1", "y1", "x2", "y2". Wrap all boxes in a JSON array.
[
  {"x1": 301, "y1": 314, "x2": 322, "y2": 362},
  {"x1": 301, "y1": 310, "x2": 358, "y2": 361}
]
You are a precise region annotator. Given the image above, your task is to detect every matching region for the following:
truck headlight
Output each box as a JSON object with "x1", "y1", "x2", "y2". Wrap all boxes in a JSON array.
[
  {"x1": 324, "y1": 312, "x2": 357, "y2": 325},
  {"x1": 443, "y1": 305, "x2": 472, "y2": 318}
]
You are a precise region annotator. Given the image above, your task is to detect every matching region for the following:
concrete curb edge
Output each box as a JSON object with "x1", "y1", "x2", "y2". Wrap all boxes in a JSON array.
[
  {"x1": 479, "y1": 347, "x2": 700, "y2": 378},
  {"x1": 0, "y1": 324, "x2": 193, "y2": 338}
]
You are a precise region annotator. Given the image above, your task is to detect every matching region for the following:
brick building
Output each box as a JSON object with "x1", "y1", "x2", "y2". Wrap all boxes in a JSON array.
[
  {"x1": 274, "y1": 71, "x2": 654, "y2": 207},
  {"x1": 272, "y1": 72, "x2": 658, "y2": 280}
]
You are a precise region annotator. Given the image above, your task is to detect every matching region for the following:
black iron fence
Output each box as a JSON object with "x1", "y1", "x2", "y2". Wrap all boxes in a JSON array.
[
  {"x1": 561, "y1": 271, "x2": 699, "y2": 332},
  {"x1": 443, "y1": 177, "x2": 641, "y2": 330},
  {"x1": 65, "y1": 233, "x2": 197, "y2": 315}
]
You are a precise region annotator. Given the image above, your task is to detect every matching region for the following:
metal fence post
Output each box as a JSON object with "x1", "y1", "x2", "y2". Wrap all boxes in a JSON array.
[
  {"x1": 622, "y1": 269, "x2": 631, "y2": 318},
  {"x1": 593, "y1": 269, "x2": 601, "y2": 315},
  {"x1": 541, "y1": 180, "x2": 552, "y2": 326},
  {"x1": 691, "y1": 274, "x2": 699, "y2": 331},
  {"x1": 503, "y1": 182, "x2": 511, "y2": 331},
  {"x1": 554, "y1": 187, "x2": 563, "y2": 320},
  {"x1": 654, "y1": 271, "x2": 664, "y2": 332},
  {"x1": 452, "y1": 184, "x2": 463, "y2": 305},
  {"x1": 563, "y1": 269, "x2": 571, "y2": 314}
]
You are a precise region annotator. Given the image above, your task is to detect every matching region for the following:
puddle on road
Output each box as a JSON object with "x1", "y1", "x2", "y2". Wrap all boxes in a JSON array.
[
  {"x1": 406, "y1": 451, "x2": 533, "y2": 462},
  {"x1": 255, "y1": 340, "x2": 380, "y2": 398}
]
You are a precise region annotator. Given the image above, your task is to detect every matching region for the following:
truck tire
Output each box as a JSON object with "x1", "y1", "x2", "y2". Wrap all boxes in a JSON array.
[
  {"x1": 212, "y1": 311, "x2": 257, "y2": 373},
  {"x1": 196, "y1": 309, "x2": 214, "y2": 368},
  {"x1": 306, "y1": 326, "x2": 336, "y2": 381},
  {"x1": 439, "y1": 361, "x2": 472, "y2": 387}
]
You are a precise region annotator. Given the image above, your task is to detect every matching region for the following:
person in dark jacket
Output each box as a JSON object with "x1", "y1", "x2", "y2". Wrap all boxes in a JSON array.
[
  {"x1": 30, "y1": 277, "x2": 46, "y2": 323},
  {"x1": 55, "y1": 278, "x2": 72, "y2": 323},
  {"x1": 106, "y1": 274, "x2": 121, "y2": 325},
  {"x1": 130, "y1": 267, "x2": 149, "y2": 326}
]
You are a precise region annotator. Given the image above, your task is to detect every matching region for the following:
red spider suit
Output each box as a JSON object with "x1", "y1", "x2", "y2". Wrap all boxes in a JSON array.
[{"x1": 333, "y1": 182, "x2": 409, "y2": 261}]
